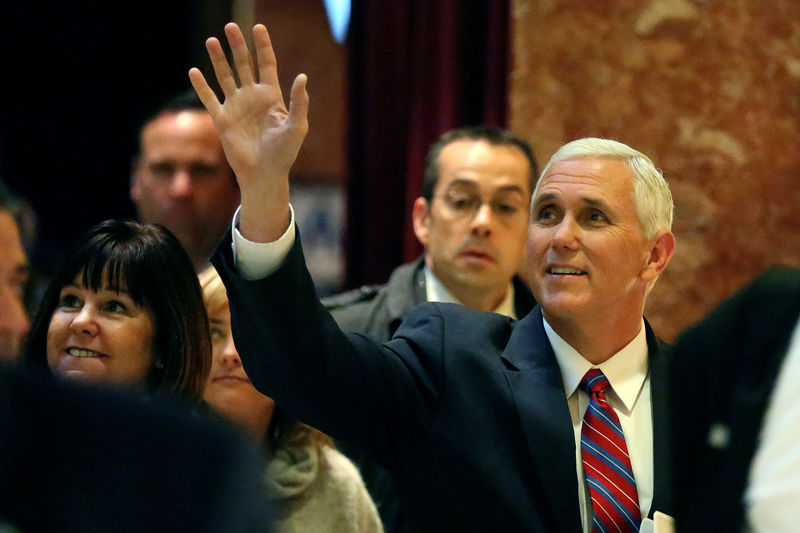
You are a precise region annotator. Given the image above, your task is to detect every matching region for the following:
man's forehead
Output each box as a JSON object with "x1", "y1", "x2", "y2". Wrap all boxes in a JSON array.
[
  {"x1": 536, "y1": 158, "x2": 634, "y2": 196},
  {"x1": 140, "y1": 111, "x2": 225, "y2": 158},
  {"x1": 141, "y1": 111, "x2": 217, "y2": 143},
  {"x1": 436, "y1": 141, "x2": 531, "y2": 193},
  {"x1": 441, "y1": 177, "x2": 527, "y2": 196}
]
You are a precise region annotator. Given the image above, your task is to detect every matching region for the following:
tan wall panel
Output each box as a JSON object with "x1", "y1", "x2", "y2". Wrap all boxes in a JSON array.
[{"x1": 511, "y1": 0, "x2": 800, "y2": 339}]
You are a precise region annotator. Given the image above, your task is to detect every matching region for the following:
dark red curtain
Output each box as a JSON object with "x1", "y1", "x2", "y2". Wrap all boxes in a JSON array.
[{"x1": 345, "y1": 0, "x2": 511, "y2": 288}]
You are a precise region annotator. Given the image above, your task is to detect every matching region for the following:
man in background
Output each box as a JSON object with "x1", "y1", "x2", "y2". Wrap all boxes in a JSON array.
[
  {"x1": 323, "y1": 126, "x2": 538, "y2": 532},
  {"x1": 131, "y1": 91, "x2": 240, "y2": 271},
  {"x1": 0, "y1": 181, "x2": 30, "y2": 362},
  {"x1": 325, "y1": 126, "x2": 538, "y2": 337}
]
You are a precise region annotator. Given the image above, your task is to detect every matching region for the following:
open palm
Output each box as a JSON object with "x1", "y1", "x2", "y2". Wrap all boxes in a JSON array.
[{"x1": 189, "y1": 23, "x2": 308, "y2": 193}]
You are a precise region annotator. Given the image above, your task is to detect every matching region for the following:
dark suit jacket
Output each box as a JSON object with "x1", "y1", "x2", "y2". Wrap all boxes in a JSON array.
[
  {"x1": 214, "y1": 233, "x2": 669, "y2": 533},
  {"x1": 322, "y1": 257, "x2": 537, "y2": 533},
  {"x1": 668, "y1": 267, "x2": 800, "y2": 533}
]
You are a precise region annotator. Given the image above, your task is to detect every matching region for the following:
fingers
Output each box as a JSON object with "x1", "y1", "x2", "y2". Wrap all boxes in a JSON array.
[
  {"x1": 224, "y1": 22, "x2": 255, "y2": 86},
  {"x1": 253, "y1": 24, "x2": 280, "y2": 87},
  {"x1": 188, "y1": 68, "x2": 222, "y2": 117},
  {"x1": 206, "y1": 36, "x2": 238, "y2": 97},
  {"x1": 288, "y1": 73, "x2": 310, "y2": 136}
]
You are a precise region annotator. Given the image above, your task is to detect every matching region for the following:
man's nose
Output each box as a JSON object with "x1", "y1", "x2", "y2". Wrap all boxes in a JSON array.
[
  {"x1": 470, "y1": 203, "x2": 494, "y2": 237},
  {"x1": 551, "y1": 216, "x2": 580, "y2": 250},
  {"x1": 168, "y1": 171, "x2": 193, "y2": 198}
]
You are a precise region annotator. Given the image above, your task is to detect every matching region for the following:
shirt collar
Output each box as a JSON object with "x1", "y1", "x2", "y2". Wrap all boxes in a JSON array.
[
  {"x1": 423, "y1": 266, "x2": 517, "y2": 319},
  {"x1": 543, "y1": 316, "x2": 648, "y2": 414}
]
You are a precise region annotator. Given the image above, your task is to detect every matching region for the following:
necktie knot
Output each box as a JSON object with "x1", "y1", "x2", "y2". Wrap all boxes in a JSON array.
[{"x1": 581, "y1": 368, "x2": 610, "y2": 395}]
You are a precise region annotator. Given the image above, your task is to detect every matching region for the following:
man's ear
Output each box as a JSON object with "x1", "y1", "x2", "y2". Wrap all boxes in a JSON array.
[
  {"x1": 641, "y1": 229, "x2": 676, "y2": 283},
  {"x1": 412, "y1": 197, "x2": 432, "y2": 247}
]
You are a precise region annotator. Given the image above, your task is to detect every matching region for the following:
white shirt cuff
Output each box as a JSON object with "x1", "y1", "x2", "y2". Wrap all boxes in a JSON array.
[{"x1": 230, "y1": 204, "x2": 296, "y2": 280}]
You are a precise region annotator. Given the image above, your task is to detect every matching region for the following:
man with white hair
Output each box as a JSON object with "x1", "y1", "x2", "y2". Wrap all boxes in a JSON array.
[{"x1": 194, "y1": 23, "x2": 676, "y2": 532}]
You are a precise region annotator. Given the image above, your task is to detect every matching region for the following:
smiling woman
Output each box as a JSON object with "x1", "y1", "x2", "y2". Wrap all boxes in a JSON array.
[{"x1": 23, "y1": 220, "x2": 211, "y2": 405}]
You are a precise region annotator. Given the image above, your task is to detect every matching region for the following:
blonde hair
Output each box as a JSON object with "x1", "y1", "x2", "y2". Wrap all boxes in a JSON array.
[{"x1": 197, "y1": 265, "x2": 333, "y2": 453}]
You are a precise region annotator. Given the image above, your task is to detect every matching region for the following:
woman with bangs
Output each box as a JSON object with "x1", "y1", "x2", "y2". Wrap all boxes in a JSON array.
[{"x1": 24, "y1": 219, "x2": 210, "y2": 405}]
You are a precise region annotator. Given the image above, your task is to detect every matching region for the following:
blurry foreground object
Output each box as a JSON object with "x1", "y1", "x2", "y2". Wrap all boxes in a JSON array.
[
  {"x1": 0, "y1": 364, "x2": 273, "y2": 532},
  {"x1": 668, "y1": 267, "x2": 800, "y2": 533}
]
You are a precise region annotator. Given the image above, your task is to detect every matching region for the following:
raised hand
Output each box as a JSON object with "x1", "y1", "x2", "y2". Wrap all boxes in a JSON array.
[{"x1": 189, "y1": 23, "x2": 308, "y2": 241}]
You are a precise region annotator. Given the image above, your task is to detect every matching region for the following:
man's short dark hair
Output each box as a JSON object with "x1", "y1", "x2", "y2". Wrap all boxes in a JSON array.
[{"x1": 421, "y1": 126, "x2": 539, "y2": 203}]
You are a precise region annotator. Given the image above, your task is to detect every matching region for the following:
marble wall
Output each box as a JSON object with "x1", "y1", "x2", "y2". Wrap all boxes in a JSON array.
[{"x1": 511, "y1": 0, "x2": 800, "y2": 340}]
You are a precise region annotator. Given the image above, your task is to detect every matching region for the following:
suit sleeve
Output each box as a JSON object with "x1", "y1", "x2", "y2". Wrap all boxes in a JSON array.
[{"x1": 212, "y1": 230, "x2": 445, "y2": 463}]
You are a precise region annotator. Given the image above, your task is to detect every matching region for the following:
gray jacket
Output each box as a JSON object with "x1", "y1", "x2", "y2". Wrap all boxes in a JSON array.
[{"x1": 323, "y1": 257, "x2": 537, "y2": 343}]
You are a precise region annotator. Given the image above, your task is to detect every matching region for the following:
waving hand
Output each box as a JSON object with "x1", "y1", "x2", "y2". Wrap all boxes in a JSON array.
[{"x1": 189, "y1": 23, "x2": 308, "y2": 242}]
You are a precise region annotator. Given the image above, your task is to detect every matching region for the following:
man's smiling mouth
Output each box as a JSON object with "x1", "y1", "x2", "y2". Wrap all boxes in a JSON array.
[{"x1": 547, "y1": 267, "x2": 587, "y2": 275}]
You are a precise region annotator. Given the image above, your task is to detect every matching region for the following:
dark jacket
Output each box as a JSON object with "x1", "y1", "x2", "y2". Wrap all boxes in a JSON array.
[
  {"x1": 213, "y1": 234, "x2": 670, "y2": 533},
  {"x1": 322, "y1": 258, "x2": 536, "y2": 532},
  {"x1": 668, "y1": 267, "x2": 800, "y2": 532}
]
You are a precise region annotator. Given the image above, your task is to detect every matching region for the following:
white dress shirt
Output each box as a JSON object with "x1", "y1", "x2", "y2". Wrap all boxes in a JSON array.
[
  {"x1": 543, "y1": 317, "x2": 653, "y2": 533},
  {"x1": 743, "y1": 316, "x2": 800, "y2": 533}
]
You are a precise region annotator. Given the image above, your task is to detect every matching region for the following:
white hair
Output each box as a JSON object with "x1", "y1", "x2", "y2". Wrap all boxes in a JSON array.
[{"x1": 534, "y1": 138, "x2": 673, "y2": 238}]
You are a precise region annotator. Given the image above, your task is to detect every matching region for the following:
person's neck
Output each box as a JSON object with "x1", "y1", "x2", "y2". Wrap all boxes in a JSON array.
[
  {"x1": 425, "y1": 263, "x2": 512, "y2": 312},
  {"x1": 214, "y1": 401, "x2": 274, "y2": 444},
  {"x1": 457, "y1": 286, "x2": 508, "y2": 312},
  {"x1": 543, "y1": 310, "x2": 644, "y2": 365}
]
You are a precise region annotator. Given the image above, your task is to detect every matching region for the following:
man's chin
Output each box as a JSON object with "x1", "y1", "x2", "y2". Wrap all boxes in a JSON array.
[{"x1": 539, "y1": 294, "x2": 591, "y2": 321}]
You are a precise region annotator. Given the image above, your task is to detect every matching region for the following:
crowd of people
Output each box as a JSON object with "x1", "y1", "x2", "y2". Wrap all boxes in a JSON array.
[{"x1": 0, "y1": 20, "x2": 795, "y2": 533}]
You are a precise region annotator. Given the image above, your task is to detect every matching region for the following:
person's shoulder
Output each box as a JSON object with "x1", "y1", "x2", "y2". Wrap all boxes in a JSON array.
[
  {"x1": 322, "y1": 260, "x2": 421, "y2": 313},
  {"x1": 317, "y1": 446, "x2": 385, "y2": 532},
  {"x1": 322, "y1": 283, "x2": 391, "y2": 335},
  {"x1": 321, "y1": 445, "x2": 368, "y2": 484},
  {"x1": 322, "y1": 284, "x2": 385, "y2": 311},
  {"x1": 746, "y1": 267, "x2": 800, "y2": 298},
  {"x1": 400, "y1": 301, "x2": 515, "y2": 340}
]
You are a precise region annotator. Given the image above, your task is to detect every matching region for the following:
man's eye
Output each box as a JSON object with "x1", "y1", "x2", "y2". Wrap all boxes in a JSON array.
[
  {"x1": 190, "y1": 164, "x2": 216, "y2": 178},
  {"x1": 587, "y1": 210, "x2": 609, "y2": 223},
  {"x1": 535, "y1": 206, "x2": 556, "y2": 221},
  {"x1": 148, "y1": 163, "x2": 174, "y2": 178},
  {"x1": 493, "y1": 202, "x2": 519, "y2": 215},
  {"x1": 448, "y1": 196, "x2": 474, "y2": 210}
]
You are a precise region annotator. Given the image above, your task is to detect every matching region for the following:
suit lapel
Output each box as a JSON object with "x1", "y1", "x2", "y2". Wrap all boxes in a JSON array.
[
  {"x1": 646, "y1": 320, "x2": 671, "y2": 517},
  {"x1": 502, "y1": 308, "x2": 582, "y2": 533}
]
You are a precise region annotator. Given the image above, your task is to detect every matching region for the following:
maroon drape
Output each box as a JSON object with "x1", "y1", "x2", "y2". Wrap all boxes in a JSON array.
[{"x1": 345, "y1": 0, "x2": 511, "y2": 288}]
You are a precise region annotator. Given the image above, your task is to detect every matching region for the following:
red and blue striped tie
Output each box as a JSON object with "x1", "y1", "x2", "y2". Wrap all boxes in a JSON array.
[{"x1": 580, "y1": 369, "x2": 641, "y2": 533}]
